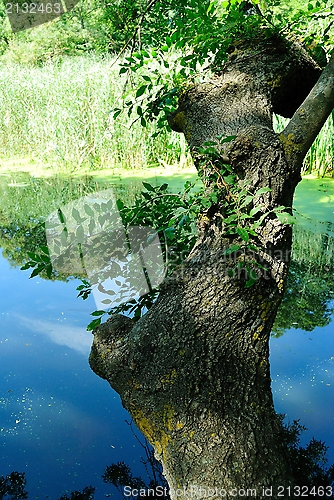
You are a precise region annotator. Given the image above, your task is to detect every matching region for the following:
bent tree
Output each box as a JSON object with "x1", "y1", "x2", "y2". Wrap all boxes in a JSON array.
[{"x1": 89, "y1": 2, "x2": 334, "y2": 498}]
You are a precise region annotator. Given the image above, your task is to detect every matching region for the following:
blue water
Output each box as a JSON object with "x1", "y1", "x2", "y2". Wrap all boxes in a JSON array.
[
  {"x1": 0, "y1": 174, "x2": 333, "y2": 498},
  {"x1": 0, "y1": 254, "x2": 147, "y2": 499},
  {"x1": 270, "y1": 319, "x2": 334, "y2": 464}
]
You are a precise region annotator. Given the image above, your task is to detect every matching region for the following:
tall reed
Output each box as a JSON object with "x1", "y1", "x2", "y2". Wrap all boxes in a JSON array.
[{"x1": 0, "y1": 55, "x2": 190, "y2": 172}]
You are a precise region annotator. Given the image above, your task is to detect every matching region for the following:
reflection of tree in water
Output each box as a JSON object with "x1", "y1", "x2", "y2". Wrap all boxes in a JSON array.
[
  {"x1": 2, "y1": 420, "x2": 334, "y2": 499},
  {"x1": 0, "y1": 471, "x2": 28, "y2": 500},
  {"x1": 0, "y1": 172, "x2": 147, "y2": 274},
  {"x1": 0, "y1": 173, "x2": 101, "y2": 273},
  {"x1": 3, "y1": 179, "x2": 333, "y2": 338},
  {"x1": 273, "y1": 224, "x2": 334, "y2": 337}
]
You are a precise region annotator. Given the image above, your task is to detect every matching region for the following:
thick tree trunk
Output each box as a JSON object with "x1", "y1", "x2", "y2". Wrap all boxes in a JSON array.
[{"x1": 89, "y1": 36, "x2": 334, "y2": 499}]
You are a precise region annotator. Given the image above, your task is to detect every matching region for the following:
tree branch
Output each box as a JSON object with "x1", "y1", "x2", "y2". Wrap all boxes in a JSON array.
[
  {"x1": 110, "y1": 0, "x2": 159, "y2": 68},
  {"x1": 280, "y1": 53, "x2": 334, "y2": 169}
]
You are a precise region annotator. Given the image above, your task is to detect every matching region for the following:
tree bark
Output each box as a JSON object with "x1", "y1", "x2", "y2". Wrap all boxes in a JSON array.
[{"x1": 89, "y1": 35, "x2": 334, "y2": 499}]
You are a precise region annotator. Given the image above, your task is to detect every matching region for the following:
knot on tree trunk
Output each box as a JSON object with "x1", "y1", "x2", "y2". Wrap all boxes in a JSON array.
[{"x1": 89, "y1": 314, "x2": 133, "y2": 382}]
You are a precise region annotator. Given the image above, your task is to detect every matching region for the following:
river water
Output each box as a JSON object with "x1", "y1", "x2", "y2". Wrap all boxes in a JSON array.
[{"x1": 0, "y1": 170, "x2": 333, "y2": 498}]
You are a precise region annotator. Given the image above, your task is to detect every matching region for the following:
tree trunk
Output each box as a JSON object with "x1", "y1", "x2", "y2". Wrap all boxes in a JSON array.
[{"x1": 89, "y1": 35, "x2": 334, "y2": 499}]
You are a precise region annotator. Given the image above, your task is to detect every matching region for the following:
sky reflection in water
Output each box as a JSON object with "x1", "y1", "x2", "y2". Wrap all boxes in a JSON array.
[
  {"x1": 270, "y1": 319, "x2": 334, "y2": 463},
  {"x1": 0, "y1": 254, "x2": 145, "y2": 499}
]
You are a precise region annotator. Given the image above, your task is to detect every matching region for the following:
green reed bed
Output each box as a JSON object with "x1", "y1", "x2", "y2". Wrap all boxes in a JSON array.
[
  {"x1": 0, "y1": 55, "x2": 189, "y2": 172},
  {"x1": 0, "y1": 55, "x2": 333, "y2": 176}
]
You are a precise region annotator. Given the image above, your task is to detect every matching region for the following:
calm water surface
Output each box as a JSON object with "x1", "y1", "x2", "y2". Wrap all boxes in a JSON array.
[{"x1": 0, "y1": 171, "x2": 333, "y2": 498}]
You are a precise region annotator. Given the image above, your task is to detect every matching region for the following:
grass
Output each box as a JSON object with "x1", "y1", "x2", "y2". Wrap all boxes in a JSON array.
[{"x1": 0, "y1": 54, "x2": 191, "y2": 173}]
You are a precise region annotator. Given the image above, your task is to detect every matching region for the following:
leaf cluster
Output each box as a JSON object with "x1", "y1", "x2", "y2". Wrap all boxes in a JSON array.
[
  {"x1": 0, "y1": 472, "x2": 28, "y2": 500},
  {"x1": 113, "y1": 0, "x2": 334, "y2": 132},
  {"x1": 85, "y1": 180, "x2": 202, "y2": 329}
]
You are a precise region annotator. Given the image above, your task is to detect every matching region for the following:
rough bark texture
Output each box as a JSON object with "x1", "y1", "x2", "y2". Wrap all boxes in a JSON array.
[{"x1": 89, "y1": 36, "x2": 334, "y2": 499}]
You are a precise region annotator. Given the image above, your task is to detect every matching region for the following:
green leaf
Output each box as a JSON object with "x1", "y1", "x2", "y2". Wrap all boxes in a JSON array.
[
  {"x1": 116, "y1": 199, "x2": 125, "y2": 211},
  {"x1": 164, "y1": 227, "x2": 175, "y2": 239},
  {"x1": 113, "y1": 108, "x2": 122, "y2": 119},
  {"x1": 87, "y1": 318, "x2": 102, "y2": 331},
  {"x1": 30, "y1": 264, "x2": 45, "y2": 278},
  {"x1": 276, "y1": 212, "x2": 297, "y2": 225},
  {"x1": 223, "y1": 175, "x2": 236, "y2": 185},
  {"x1": 245, "y1": 275, "x2": 258, "y2": 288},
  {"x1": 255, "y1": 187, "x2": 271, "y2": 196},
  {"x1": 237, "y1": 227, "x2": 249, "y2": 242},
  {"x1": 224, "y1": 244, "x2": 241, "y2": 255},
  {"x1": 91, "y1": 310, "x2": 105, "y2": 317},
  {"x1": 72, "y1": 207, "x2": 83, "y2": 223},
  {"x1": 240, "y1": 195, "x2": 254, "y2": 208},
  {"x1": 27, "y1": 251, "x2": 41, "y2": 262},
  {"x1": 84, "y1": 204, "x2": 94, "y2": 217},
  {"x1": 142, "y1": 191, "x2": 151, "y2": 200},
  {"x1": 89, "y1": 219, "x2": 95, "y2": 235},
  {"x1": 136, "y1": 85, "x2": 147, "y2": 98},
  {"x1": 218, "y1": 135, "x2": 236, "y2": 144},
  {"x1": 249, "y1": 206, "x2": 262, "y2": 217},
  {"x1": 142, "y1": 182, "x2": 156, "y2": 192},
  {"x1": 224, "y1": 214, "x2": 238, "y2": 223},
  {"x1": 76, "y1": 225, "x2": 85, "y2": 243},
  {"x1": 20, "y1": 262, "x2": 33, "y2": 270},
  {"x1": 60, "y1": 230, "x2": 68, "y2": 246},
  {"x1": 57, "y1": 208, "x2": 66, "y2": 224},
  {"x1": 46, "y1": 264, "x2": 53, "y2": 279}
]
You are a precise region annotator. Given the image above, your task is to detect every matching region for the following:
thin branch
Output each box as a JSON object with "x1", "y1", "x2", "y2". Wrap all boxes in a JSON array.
[
  {"x1": 110, "y1": 0, "x2": 160, "y2": 68},
  {"x1": 280, "y1": 52, "x2": 334, "y2": 169}
]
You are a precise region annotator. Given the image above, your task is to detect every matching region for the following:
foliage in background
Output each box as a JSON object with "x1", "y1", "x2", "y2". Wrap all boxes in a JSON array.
[
  {"x1": 272, "y1": 225, "x2": 334, "y2": 336},
  {"x1": 108, "y1": 0, "x2": 334, "y2": 136},
  {"x1": 0, "y1": 172, "x2": 101, "y2": 270},
  {"x1": 274, "y1": 114, "x2": 334, "y2": 178},
  {"x1": 281, "y1": 417, "x2": 334, "y2": 490}
]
